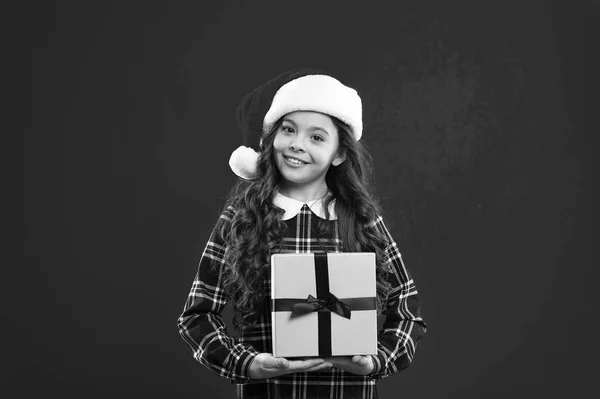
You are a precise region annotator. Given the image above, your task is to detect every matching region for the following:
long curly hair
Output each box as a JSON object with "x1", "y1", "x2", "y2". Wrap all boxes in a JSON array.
[{"x1": 216, "y1": 116, "x2": 394, "y2": 331}]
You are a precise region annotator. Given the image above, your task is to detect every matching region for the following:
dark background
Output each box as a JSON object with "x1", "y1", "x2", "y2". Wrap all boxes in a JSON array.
[{"x1": 24, "y1": 1, "x2": 594, "y2": 398}]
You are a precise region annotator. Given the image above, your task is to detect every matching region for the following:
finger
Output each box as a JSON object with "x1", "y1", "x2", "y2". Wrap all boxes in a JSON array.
[
  {"x1": 327, "y1": 356, "x2": 350, "y2": 367},
  {"x1": 294, "y1": 357, "x2": 325, "y2": 362},
  {"x1": 301, "y1": 358, "x2": 326, "y2": 369},
  {"x1": 304, "y1": 362, "x2": 333, "y2": 372},
  {"x1": 287, "y1": 358, "x2": 325, "y2": 372}
]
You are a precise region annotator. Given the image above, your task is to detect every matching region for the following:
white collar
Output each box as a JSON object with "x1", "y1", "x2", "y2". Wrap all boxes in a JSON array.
[{"x1": 272, "y1": 191, "x2": 337, "y2": 221}]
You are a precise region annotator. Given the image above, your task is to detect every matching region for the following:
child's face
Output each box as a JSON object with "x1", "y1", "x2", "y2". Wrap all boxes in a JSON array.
[{"x1": 273, "y1": 111, "x2": 344, "y2": 194}]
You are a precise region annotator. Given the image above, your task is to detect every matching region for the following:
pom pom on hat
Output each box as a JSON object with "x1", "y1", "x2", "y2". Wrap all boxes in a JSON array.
[
  {"x1": 229, "y1": 68, "x2": 362, "y2": 179},
  {"x1": 228, "y1": 146, "x2": 260, "y2": 180}
]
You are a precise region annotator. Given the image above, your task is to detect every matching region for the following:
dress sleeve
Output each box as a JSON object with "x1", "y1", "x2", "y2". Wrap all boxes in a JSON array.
[
  {"x1": 368, "y1": 216, "x2": 428, "y2": 380},
  {"x1": 177, "y1": 206, "x2": 259, "y2": 384}
]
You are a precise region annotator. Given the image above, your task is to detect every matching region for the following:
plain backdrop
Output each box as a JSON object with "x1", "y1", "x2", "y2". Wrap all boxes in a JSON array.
[{"x1": 24, "y1": 1, "x2": 594, "y2": 398}]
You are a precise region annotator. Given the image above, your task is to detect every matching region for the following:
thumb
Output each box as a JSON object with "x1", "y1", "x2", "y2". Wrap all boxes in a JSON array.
[
  {"x1": 274, "y1": 357, "x2": 289, "y2": 369},
  {"x1": 352, "y1": 355, "x2": 366, "y2": 364},
  {"x1": 264, "y1": 356, "x2": 289, "y2": 369}
]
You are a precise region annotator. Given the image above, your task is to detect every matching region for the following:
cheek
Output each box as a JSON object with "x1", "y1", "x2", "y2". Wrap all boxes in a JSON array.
[{"x1": 272, "y1": 134, "x2": 287, "y2": 152}]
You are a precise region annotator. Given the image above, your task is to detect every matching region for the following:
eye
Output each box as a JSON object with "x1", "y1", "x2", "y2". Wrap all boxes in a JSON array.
[
  {"x1": 281, "y1": 125, "x2": 295, "y2": 134},
  {"x1": 312, "y1": 134, "x2": 325, "y2": 142}
]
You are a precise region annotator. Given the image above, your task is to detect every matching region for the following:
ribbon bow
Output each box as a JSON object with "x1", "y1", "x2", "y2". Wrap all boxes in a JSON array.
[{"x1": 290, "y1": 293, "x2": 352, "y2": 319}]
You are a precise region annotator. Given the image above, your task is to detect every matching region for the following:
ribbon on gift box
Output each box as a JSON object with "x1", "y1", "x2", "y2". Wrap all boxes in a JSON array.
[
  {"x1": 290, "y1": 293, "x2": 352, "y2": 319},
  {"x1": 271, "y1": 252, "x2": 376, "y2": 356}
]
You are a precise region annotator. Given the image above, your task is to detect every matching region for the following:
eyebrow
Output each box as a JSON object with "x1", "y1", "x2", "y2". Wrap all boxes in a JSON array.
[{"x1": 282, "y1": 118, "x2": 330, "y2": 136}]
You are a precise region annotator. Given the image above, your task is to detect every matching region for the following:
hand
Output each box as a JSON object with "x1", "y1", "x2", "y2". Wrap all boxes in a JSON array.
[
  {"x1": 248, "y1": 353, "x2": 332, "y2": 379},
  {"x1": 324, "y1": 355, "x2": 374, "y2": 376}
]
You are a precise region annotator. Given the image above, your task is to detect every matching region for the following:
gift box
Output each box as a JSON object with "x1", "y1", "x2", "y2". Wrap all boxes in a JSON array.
[{"x1": 270, "y1": 252, "x2": 378, "y2": 358}]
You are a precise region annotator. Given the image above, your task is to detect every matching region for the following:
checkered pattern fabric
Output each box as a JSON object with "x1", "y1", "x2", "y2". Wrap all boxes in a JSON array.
[{"x1": 178, "y1": 204, "x2": 427, "y2": 398}]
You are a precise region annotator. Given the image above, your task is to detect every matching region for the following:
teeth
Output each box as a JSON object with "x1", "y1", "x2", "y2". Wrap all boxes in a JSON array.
[{"x1": 286, "y1": 157, "x2": 304, "y2": 165}]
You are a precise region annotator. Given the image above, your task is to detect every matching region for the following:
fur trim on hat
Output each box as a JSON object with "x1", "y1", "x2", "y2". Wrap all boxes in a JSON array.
[
  {"x1": 263, "y1": 74, "x2": 363, "y2": 141},
  {"x1": 228, "y1": 146, "x2": 260, "y2": 180}
]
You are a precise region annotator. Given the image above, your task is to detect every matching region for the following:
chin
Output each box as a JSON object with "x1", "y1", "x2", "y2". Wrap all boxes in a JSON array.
[{"x1": 279, "y1": 172, "x2": 307, "y2": 185}]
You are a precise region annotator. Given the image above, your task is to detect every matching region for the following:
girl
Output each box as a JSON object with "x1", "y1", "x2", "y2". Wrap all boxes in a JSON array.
[{"x1": 177, "y1": 69, "x2": 427, "y2": 398}]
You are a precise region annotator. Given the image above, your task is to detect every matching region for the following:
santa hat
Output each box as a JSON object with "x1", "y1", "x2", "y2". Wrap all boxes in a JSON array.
[{"x1": 228, "y1": 68, "x2": 363, "y2": 179}]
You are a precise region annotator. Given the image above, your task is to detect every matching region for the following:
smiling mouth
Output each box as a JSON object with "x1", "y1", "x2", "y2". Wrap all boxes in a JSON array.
[{"x1": 284, "y1": 156, "x2": 308, "y2": 165}]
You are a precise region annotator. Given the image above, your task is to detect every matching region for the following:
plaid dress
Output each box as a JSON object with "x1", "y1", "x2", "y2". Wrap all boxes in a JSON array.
[{"x1": 178, "y1": 194, "x2": 427, "y2": 398}]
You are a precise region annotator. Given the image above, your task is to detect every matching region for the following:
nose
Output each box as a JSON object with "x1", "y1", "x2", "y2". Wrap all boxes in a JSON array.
[{"x1": 289, "y1": 136, "x2": 305, "y2": 152}]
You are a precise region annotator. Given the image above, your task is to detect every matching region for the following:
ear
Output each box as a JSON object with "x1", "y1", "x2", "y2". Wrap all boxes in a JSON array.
[{"x1": 332, "y1": 149, "x2": 346, "y2": 167}]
